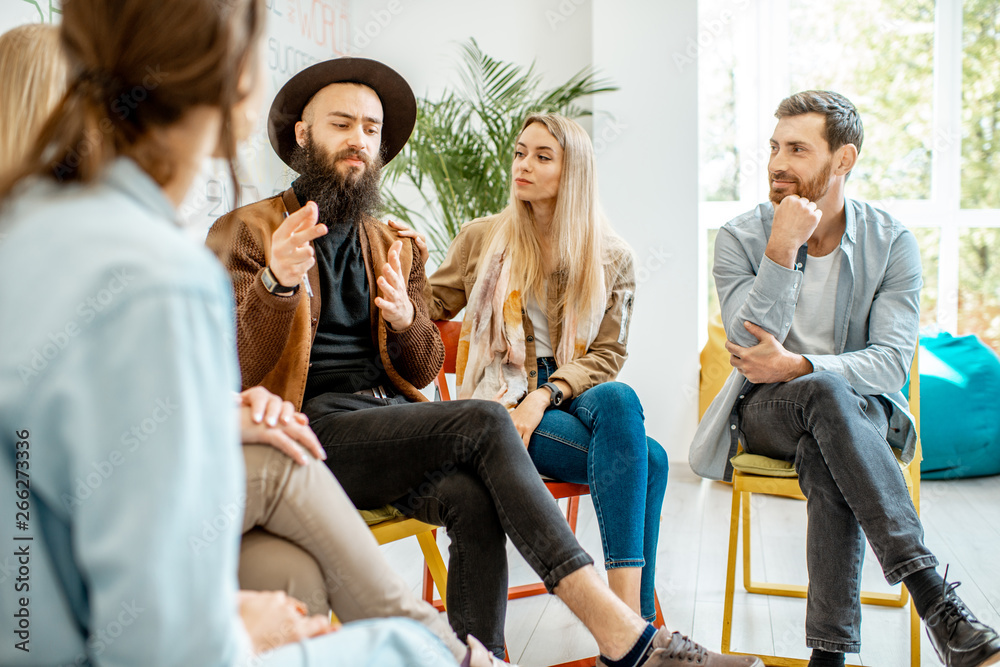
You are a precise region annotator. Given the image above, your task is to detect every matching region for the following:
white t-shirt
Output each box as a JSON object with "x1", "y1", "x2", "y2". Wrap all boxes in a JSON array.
[
  {"x1": 525, "y1": 284, "x2": 554, "y2": 357},
  {"x1": 783, "y1": 247, "x2": 842, "y2": 356}
]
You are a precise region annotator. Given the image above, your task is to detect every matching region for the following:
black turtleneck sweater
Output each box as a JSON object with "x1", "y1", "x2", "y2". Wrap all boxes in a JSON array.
[{"x1": 294, "y1": 180, "x2": 391, "y2": 400}]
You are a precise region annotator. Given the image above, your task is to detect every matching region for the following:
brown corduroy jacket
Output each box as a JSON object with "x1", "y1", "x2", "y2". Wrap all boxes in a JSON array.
[{"x1": 206, "y1": 188, "x2": 444, "y2": 409}]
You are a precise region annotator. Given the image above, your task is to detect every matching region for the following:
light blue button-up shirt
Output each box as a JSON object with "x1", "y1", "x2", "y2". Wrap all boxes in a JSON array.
[
  {"x1": 0, "y1": 159, "x2": 250, "y2": 666},
  {"x1": 689, "y1": 199, "x2": 922, "y2": 482}
]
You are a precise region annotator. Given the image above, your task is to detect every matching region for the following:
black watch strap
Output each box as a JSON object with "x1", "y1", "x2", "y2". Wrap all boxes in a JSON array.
[
  {"x1": 539, "y1": 382, "x2": 564, "y2": 407},
  {"x1": 261, "y1": 266, "x2": 298, "y2": 295}
]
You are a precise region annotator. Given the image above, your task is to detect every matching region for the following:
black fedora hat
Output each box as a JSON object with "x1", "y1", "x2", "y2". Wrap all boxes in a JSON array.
[{"x1": 268, "y1": 57, "x2": 416, "y2": 168}]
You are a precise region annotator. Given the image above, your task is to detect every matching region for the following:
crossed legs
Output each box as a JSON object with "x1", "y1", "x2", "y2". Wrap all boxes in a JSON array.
[
  {"x1": 738, "y1": 371, "x2": 936, "y2": 652},
  {"x1": 238, "y1": 443, "x2": 469, "y2": 662}
]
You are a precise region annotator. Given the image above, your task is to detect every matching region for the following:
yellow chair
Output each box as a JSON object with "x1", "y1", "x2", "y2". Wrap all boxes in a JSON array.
[
  {"x1": 720, "y1": 353, "x2": 922, "y2": 667},
  {"x1": 369, "y1": 515, "x2": 450, "y2": 606},
  {"x1": 327, "y1": 512, "x2": 449, "y2": 626}
]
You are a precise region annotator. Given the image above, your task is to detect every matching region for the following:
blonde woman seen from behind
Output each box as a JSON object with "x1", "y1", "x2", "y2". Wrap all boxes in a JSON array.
[{"x1": 0, "y1": 24, "x2": 68, "y2": 178}]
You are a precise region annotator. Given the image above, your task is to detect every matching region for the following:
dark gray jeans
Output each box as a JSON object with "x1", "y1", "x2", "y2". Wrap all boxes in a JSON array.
[
  {"x1": 738, "y1": 371, "x2": 937, "y2": 653},
  {"x1": 302, "y1": 392, "x2": 594, "y2": 657}
]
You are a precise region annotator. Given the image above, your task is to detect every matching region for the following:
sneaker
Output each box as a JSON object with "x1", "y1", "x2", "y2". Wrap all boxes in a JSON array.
[
  {"x1": 596, "y1": 629, "x2": 764, "y2": 667},
  {"x1": 924, "y1": 575, "x2": 1000, "y2": 667}
]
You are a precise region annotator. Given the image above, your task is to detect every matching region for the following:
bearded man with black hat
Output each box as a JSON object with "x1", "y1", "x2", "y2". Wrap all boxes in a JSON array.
[{"x1": 209, "y1": 57, "x2": 763, "y2": 667}]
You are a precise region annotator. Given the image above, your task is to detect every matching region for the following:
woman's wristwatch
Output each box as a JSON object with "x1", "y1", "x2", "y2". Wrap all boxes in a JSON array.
[{"x1": 538, "y1": 381, "x2": 564, "y2": 407}]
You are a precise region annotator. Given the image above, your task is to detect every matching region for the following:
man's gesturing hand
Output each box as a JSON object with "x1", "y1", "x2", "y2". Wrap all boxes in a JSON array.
[
  {"x1": 375, "y1": 240, "x2": 415, "y2": 331},
  {"x1": 269, "y1": 202, "x2": 327, "y2": 287},
  {"x1": 725, "y1": 321, "x2": 812, "y2": 384},
  {"x1": 766, "y1": 195, "x2": 822, "y2": 268}
]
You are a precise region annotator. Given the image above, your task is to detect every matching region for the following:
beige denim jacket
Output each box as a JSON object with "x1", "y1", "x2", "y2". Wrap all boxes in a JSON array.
[{"x1": 426, "y1": 218, "x2": 636, "y2": 398}]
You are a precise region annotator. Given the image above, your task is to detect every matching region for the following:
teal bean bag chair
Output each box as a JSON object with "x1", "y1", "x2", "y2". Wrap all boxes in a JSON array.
[{"x1": 903, "y1": 333, "x2": 1000, "y2": 479}]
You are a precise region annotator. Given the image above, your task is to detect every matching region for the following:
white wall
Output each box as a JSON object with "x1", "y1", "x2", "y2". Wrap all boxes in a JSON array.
[
  {"x1": 591, "y1": 0, "x2": 700, "y2": 460},
  {"x1": 353, "y1": 0, "x2": 592, "y2": 104}
]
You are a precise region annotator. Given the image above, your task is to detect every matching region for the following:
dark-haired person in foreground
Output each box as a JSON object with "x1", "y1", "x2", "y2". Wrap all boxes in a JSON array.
[
  {"x1": 691, "y1": 90, "x2": 1000, "y2": 667},
  {"x1": 0, "y1": 1, "x2": 454, "y2": 665},
  {"x1": 208, "y1": 56, "x2": 762, "y2": 667}
]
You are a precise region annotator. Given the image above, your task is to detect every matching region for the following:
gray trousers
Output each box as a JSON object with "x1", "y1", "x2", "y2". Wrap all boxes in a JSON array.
[{"x1": 738, "y1": 371, "x2": 937, "y2": 653}]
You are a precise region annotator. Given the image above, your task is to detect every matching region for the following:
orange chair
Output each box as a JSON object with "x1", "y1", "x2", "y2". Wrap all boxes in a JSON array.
[{"x1": 425, "y1": 320, "x2": 664, "y2": 667}]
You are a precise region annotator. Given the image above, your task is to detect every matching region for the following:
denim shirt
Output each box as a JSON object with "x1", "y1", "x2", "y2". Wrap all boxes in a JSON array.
[
  {"x1": 0, "y1": 160, "x2": 252, "y2": 666},
  {"x1": 689, "y1": 199, "x2": 922, "y2": 482}
]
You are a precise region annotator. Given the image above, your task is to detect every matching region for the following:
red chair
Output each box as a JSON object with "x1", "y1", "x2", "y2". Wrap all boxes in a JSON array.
[{"x1": 425, "y1": 320, "x2": 664, "y2": 667}]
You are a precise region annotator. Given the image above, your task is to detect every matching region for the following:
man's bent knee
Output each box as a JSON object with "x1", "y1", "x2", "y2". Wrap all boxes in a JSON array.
[{"x1": 795, "y1": 371, "x2": 857, "y2": 403}]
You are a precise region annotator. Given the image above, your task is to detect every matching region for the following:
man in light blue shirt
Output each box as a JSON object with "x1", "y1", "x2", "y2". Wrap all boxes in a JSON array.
[{"x1": 689, "y1": 91, "x2": 1000, "y2": 667}]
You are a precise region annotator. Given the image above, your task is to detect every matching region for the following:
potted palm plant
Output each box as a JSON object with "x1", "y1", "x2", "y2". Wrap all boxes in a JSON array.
[{"x1": 381, "y1": 39, "x2": 617, "y2": 260}]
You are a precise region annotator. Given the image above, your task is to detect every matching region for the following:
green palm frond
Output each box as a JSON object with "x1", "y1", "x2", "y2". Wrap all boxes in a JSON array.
[{"x1": 381, "y1": 39, "x2": 618, "y2": 262}]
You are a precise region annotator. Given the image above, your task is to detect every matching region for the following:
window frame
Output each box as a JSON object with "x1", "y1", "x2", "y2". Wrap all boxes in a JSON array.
[{"x1": 698, "y1": 0, "x2": 1000, "y2": 348}]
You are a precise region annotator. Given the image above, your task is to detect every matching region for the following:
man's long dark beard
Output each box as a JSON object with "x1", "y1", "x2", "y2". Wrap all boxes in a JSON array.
[{"x1": 289, "y1": 130, "x2": 384, "y2": 225}]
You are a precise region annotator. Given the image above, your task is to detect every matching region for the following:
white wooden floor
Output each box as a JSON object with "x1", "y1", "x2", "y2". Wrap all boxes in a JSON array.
[{"x1": 381, "y1": 465, "x2": 1000, "y2": 667}]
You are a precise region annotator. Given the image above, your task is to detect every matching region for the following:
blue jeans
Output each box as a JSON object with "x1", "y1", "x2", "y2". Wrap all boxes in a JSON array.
[
  {"x1": 529, "y1": 357, "x2": 669, "y2": 621},
  {"x1": 738, "y1": 371, "x2": 937, "y2": 653}
]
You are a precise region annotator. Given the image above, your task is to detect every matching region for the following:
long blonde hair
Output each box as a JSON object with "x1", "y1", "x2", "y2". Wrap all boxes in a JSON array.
[
  {"x1": 0, "y1": 24, "x2": 68, "y2": 178},
  {"x1": 478, "y1": 113, "x2": 631, "y2": 327}
]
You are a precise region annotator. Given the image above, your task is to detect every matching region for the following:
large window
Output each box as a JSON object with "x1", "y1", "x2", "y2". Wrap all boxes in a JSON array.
[{"x1": 699, "y1": 0, "x2": 1000, "y2": 351}]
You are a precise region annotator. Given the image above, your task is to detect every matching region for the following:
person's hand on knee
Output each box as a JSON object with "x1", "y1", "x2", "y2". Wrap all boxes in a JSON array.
[{"x1": 238, "y1": 387, "x2": 326, "y2": 464}]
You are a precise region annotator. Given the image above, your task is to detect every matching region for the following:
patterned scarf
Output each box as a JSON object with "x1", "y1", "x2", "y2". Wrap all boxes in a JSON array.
[{"x1": 456, "y1": 248, "x2": 602, "y2": 408}]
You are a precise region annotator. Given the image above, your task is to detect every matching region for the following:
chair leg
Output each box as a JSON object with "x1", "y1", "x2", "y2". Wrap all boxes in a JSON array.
[
  {"x1": 416, "y1": 529, "x2": 448, "y2": 610},
  {"x1": 741, "y1": 489, "x2": 753, "y2": 594},
  {"x1": 566, "y1": 495, "x2": 580, "y2": 532},
  {"x1": 421, "y1": 528, "x2": 447, "y2": 611},
  {"x1": 653, "y1": 591, "x2": 665, "y2": 629},
  {"x1": 910, "y1": 595, "x2": 921, "y2": 667},
  {"x1": 722, "y1": 487, "x2": 742, "y2": 654},
  {"x1": 421, "y1": 566, "x2": 437, "y2": 606}
]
